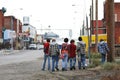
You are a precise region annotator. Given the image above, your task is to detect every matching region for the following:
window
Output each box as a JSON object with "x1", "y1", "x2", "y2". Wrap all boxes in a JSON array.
[{"x1": 115, "y1": 14, "x2": 117, "y2": 22}]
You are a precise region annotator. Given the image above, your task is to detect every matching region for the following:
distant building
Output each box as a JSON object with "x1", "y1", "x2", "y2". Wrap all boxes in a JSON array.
[
  {"x1": 92, "y1": 20, "x2": 106, "y2": 34},
  {"x1": 104, "y1": 2, "x2": 120, "y2": 44},
  {"x1": 22, "y1": 24, "x2": 37, "y2": 43},
  {"x1": 23, "y1": 16, "x2": 29, "y2": 25},
  {"x1": 91, "y1": 2, "x2": 120, "y2": 45},
  {"x1": 4, "y1": 16, "x2": 22, "y2": 33},
  {"x1": 43, "y1": 32, "x2": 59, "y2": 39},
  {"x1": 36, "y1": 34, "x2": 43, "y2": 43}
]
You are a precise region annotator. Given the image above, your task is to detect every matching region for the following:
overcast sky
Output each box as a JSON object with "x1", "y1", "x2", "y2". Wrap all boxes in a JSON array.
[{"x1": 0, "y1": 0, "x2": 119, "y2": 39}]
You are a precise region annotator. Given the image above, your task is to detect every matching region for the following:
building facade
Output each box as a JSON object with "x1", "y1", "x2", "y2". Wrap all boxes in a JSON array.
[
  {"x1": 92, "y1": 20, "x2": 106, "y2": 34},
  {"x1": 104, "y1": 2, "x2": 120, "y2": 44}
]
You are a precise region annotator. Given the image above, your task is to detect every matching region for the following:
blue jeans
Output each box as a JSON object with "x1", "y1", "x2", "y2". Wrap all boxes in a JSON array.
[
  {"x1": 69, "y1": 57, "x2": 76, "y2": 68},
  {"x1": 101, "y1": 54, "x2": 106, "y2": 63},
  {"x1": 78, "y1": 54, "x2": 85, "y2": 69},
  {"x1": 51, "y1": 55, "x2": 59, "y2": 71},
  {"x1": 42, "y1": 54, "x2": 51, "y2": 70},
  {"x1": 62, "y1": 53, "x2": 68, "y2": 70}
]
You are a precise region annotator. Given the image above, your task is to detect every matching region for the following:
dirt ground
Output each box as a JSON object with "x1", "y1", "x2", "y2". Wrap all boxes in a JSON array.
[{"x1": 0, "y1": 58, "x2": 120, "y2": 80}]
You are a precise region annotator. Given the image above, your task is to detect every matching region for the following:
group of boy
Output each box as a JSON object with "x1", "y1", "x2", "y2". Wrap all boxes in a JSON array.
[{"x1": 41, "y1": 36, "x2": 86, "y2": 72}]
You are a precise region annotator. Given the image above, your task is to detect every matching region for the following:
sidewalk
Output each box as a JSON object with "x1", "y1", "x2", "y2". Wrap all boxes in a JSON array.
[{"x1": 0, "y1": 49, "x2": 20, "y2": 55}]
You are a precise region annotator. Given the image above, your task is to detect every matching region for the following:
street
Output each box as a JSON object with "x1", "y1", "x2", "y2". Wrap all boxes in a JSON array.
[
  {"x1": 0, "y1": 50, "x2": 119, "y2": 80},
  {"x1": 0, "y1": 50, "x2": 44, "y2": 80},
  {"x1": 0, "y1": 50, "x2": 43, "y2": 65},
  {"x1": 0, "y1": 50, "x2": 92, "y2": 80}
]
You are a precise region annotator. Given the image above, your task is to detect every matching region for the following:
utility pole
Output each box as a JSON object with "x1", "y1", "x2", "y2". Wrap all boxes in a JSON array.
[
  {"x1": 89, "y1": 6, "x2": 92, "y2": 64},
  {"x1": 86, "y1": 14, "x2": 91, "y2": 64},
  {"x1": 11, "y1": 16, "x2": 14, "y2": 50},
  {"x1": 16, "y1": 19, "x2": 19, "y2": 50},
  {"x1": 90, "y1": 0, "x2": 93, "y2": 53},
  {"x1": 91, "y1": 0, "x2": 94, "y2": 34},
  {"x1": 95, "y1": 0, "x2": 98, "y2": 52},
  {"x1": 106, "y1": 0, "x2": 115, "y2": 62}
]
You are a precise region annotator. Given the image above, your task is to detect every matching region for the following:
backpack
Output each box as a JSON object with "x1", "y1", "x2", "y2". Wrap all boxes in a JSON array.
[
  {"x1": 49, "y1": 43, "x2": 59, "y2": 55},
  {"x1": 44, "y1": 43, "x2": 49, "y2": 53},
  {"x1": 61, "y1": 43, "x2": 69, "y2": 54},
  {"x1": 98, "y1": 43, "x2": 107, "y2": 54},
  {"x1": 77, "y1": 42, "x2": 86, "y2": 54}
]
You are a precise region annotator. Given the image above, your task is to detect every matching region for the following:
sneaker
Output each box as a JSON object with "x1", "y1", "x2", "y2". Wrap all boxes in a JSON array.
[
  {"x1": 83, "y1": 67, "x2": 85, "y2": 69},
  {"x1": 72, "y1": 66, "x2": 76, "y2": 70},
  {"x1": 55, "y1": 67, "x2": 59, "y2": 71},
  {"x1": 48, "y1": 69, "x2": 51, "y2": 71},
  {"x1": 70, "y1": 67, "x2": 72, "y2": 70},
  {"x1": 52, "y1": 70, "x2": 55, "y2": 72},
  {"x1": 79, "y1": 67, "x2": 81, "y2": 70},
  {"x1": 62, "y1": 68, "x2": 65, "y2": 71}
]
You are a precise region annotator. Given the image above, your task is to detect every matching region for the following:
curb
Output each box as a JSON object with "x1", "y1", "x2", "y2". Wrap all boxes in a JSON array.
[{"x1": 0, "y1": 50, "x2": 20, "y2": 55}]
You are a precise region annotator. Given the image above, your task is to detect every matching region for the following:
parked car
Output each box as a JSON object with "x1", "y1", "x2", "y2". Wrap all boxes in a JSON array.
[
  {"x1": 28, "y1": 44, "x2": 37, "y2": 50},
  {"x1": 37, "y1": 44, "x2": 44, "y2": 50}
]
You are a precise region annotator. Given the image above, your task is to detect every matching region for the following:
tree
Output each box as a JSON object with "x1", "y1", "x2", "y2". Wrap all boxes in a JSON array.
[
  {"x1": 2, "y1": 7, "x2": 6, "y2": 14},
  {"x1": 106, "y1": 0, "x2": 115, "y2": 62}
]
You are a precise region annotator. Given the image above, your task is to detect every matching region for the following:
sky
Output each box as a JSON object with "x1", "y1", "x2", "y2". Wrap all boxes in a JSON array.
[{"x1": 0, "y1": 0, "x2": 119, "y2": 39}]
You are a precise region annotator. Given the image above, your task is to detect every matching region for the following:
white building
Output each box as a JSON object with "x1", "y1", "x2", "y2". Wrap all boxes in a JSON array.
[{"x1": 22, "y1": 16, "x2": 37, "y2": 43}]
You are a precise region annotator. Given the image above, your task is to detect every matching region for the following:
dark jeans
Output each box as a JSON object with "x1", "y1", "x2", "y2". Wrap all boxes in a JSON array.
[
  {"x1": 78, "y1": 54, "x2": 85, "y2": 69},
  {"x1": 69, "y1": 57, "x2": 76, "y2": 68},
  {"x1": 101, "y1": 53, "x2": 106, "y2": 63},
  {"x1": 51, "y1": 55, "x2": 59, "y2": 71},
  {"x1": 42, "y1": 54, "x2": 51, "y2": 70}
]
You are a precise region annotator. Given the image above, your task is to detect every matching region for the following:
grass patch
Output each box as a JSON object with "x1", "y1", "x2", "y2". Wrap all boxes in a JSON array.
[
  {"x1": 101, "y1": 62, "x2": 120, "y2": 70},
  {"x1": 87, "y1": 53, "x2": 101, "y2": 68}
]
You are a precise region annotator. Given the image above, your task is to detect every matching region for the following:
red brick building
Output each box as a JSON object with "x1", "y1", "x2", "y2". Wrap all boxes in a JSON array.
[
  {"x1": 92, "y1": 20, "x2": 106, "y2": 34},
  {"x1": 114, "y1": 3, "x2": 120, "y2": 44},
  {"x1": 104, "y1": 2, "x2": 120, "y2": 44},
  {"x1": 4, "y1": 16, "x2": 22, "y2": 34},
  {"x1": 0, "y1": 10, "x2": 22, "y2": 48}
]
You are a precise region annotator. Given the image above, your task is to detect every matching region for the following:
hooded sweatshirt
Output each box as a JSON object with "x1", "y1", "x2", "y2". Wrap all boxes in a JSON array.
[
  {"x1": 77, "y1": 41, "x2": 86, "y2": 55},
  {"x1": 98, "y1": 41, "x2": 109, "y2": 54},
  {"x1": 49, "y1": 42, "x2": 59, "y2": 56}
]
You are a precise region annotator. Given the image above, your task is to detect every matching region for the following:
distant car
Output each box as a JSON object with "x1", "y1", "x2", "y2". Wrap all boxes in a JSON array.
[
  {"x1": 28, "y1": 44, "x2": 37, "y2": 50},
  {"x1": 37, "y1": 44, "x2": 44, "y2": 50}
]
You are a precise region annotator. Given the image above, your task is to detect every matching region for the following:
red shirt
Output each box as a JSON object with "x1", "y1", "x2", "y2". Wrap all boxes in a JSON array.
[
  {"x1": 44, "y1": 42, "x2": 50, "y2": 54},
  {"x1": 68, "y1": 43, "x2": 76, "y2": 58}
]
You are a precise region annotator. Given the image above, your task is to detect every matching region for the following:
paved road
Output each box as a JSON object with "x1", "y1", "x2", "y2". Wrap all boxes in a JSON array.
[
  {"x1": 0, "y1": 50, "x2": 44, "y2": 65},
  {"x1": 0, "y1": 50, "x2": 93, "y2": 80}
]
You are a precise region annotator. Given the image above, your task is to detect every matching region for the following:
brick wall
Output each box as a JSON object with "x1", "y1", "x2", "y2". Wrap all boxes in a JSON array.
[
  {"x1": 114, "y1": 3, "x2": 120, "y2": 44},
  {"x1": 104, "y1": 2, "x2": 120, "y2": 45},
  {"x1": 92, "y1": 20, "x2": 106, "y2": 34},
  {"x1": 114, "y1": 3, "x2": 120, "y2": 22},
  {"x1": 4, "y1": 16, "x2": 12, "y2": 29},
  {"x1": 115, "y1": 22, "x2": 120, "y2": 44},
  {"x1": 4, "y1": 16, "x2": 22, "y2": 34}
]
